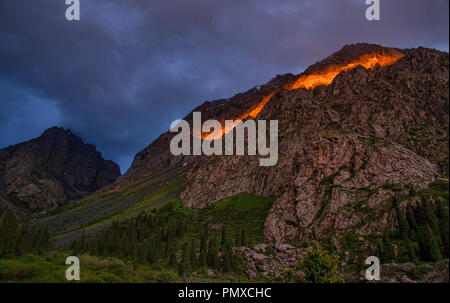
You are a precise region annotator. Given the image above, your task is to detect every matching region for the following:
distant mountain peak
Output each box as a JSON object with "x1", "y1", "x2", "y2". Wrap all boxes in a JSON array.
[{"x1": 0, "y1": 126, "x2": 121, "y2": 211}]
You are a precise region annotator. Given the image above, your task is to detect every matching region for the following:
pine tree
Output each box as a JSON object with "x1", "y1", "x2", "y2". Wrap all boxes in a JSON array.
[
  {"x1": 207, "y1": 237, "x2": 214, "y2": 266},
  {"x1": 376, "y1": 240, "x2": 384, "y2": 261},
  {"x1": 39, "y1": 226, "x2": 52, "y2": 251},
  {"x1": 222, "y1": 246, "x2": 232, "y2": 273},
  {"x1": 202, "y1": 224, "x2": 209, "y2": 239},
  {"x1": 207, "y1": 237, "x2": 219, "y2": 269},
  {"x1": 176, "y1": 221, "x2": 186, "y2": 239},
  {"x1": 417, "y1": 225, "x2": 430, "y2": 260},
  {"x1": 426, "y1": 225, "x2": 443, "y2": 262},
  {"x1": 15, "y1": 226, "x2": 28, "y2": 256},
  {"x1": 393, "y1": 196, "x2": 408, "y2": 240},
  {"x1": 165, "y1": 239, "x2": 171, "y2": 257},
  {"x1": 147, "y1": 243, "x2": 156, "y2": 264},
  {"x1": 232, "y1": 253, "x2": 245, "y2": 275},
  {"x1": 234, "y1": 231, "x2": 241, "y2": 247},
  {"x1": 168, "y1": 251, "x2": 177, "y2": 268},
  {"x1": 0, "y1": 211, "x2": 18, "y2": 257},
  {"x1": 406, "y1": 238, "x2": 418, "y2": 264},
  {"x1": 241, "y1": 228, "x2": 248, "y2": 247},
  {"x1": 154, "y1": 228, "x2": 162, "y2": 262},
  {"x1": 79, "y1": 229, "x2": 87, "y2": 253},
  {"x1": 437, "y1": 200, "x2": 449, "y2": 257},
  {"x1": 179, "y1": 242, "x2": 191, "y2": 277},
  {"x1": 199, "y1": 232, "x2": 207, "y2": 267},
  {"x1": 130, "y1": 243, "x2": 138, "y2": 262},
  {"x1": 200, "y1": 248, "x2": 207, "y2": 268},
  {"x1": 220, "y1": 228, "x2": 228, "y2": 251},
  {"x1": 423, "y1": 197, "x2": 440, "y2": 238},
  {"x1": 407, "y1": 207, "x2": 418, "y2": 231},
  {"x1": 382, "y1": 235, "x2": 393, "y2": 263},
  {"x1": 189, "y1": 239, "x2": 197, "y2": 270}
]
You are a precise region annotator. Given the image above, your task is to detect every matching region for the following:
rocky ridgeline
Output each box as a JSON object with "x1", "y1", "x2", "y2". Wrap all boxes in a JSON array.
[
  {"x1": 180, "y1": 45, "x2": 448, "y2": 243},
  {"x1": 108, "y1": 44, "x2": 449, "y2": 243},
  {"x1": 0, "y1": 127, "x2": 121, "y2": 211}
]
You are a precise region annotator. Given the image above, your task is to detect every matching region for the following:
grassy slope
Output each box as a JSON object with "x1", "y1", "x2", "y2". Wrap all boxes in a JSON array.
[
  {"x1": 0, "y1": 252, "x2": 180, "y2": 283},
  {"x1": 35, "y1": 165, "x2": 188, "y2": 247},
  {"x1": 182, "y1": 193, "x2": 275, "y2": 244}
]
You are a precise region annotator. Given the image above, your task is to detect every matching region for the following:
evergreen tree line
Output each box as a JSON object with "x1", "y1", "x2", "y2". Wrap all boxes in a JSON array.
[
  {"x1": 0, "y1": 209, "x2": 52, "y2": 258},
  {"x1": 71, "y1": 212, "x2": 186, "y2": 263},
  {"x1": 379, "y1": 196, "x2": 448, "y2": 263},
  {"x1": 72, "y1": 212, "x2": 248, "y2": 277}
]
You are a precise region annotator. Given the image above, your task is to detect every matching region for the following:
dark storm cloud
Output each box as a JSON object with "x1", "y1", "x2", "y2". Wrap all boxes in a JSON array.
[{"x1": 0, "y1": 0, "x2": 448, "y2": 172}]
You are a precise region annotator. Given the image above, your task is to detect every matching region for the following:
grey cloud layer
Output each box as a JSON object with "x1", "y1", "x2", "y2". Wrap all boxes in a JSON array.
[{"x1": 0, "y1": 0, "x2": 448, "y2": 171}]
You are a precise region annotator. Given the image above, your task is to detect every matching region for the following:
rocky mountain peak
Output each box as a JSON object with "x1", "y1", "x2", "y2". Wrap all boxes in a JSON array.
[
  {"x1": 118, "y1": 44, "x2": 409, "y2": 184},
  {"x1": 112, "y1": 44, "x2": 448, "y2": 244},
  {"x1": 0, "y1": 126, "x2": 121, "y2": 211}
]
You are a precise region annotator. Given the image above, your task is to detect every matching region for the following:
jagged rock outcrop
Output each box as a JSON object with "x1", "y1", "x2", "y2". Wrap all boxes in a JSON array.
[
  {"x1": 235, "y1": 244, "x2": 306, "y2": 280},
  {"x1": 114, "y1": 44, "x2": 449, "y2": 243},
  {"x1": 115, "y1": 72, "x2": 298, "y2": 186},
  {"x1": 237, "y1": 244, "x2": 449, "y2": 283},
  {"x1": 0, "y1": 127, "x2": 121, "y2": 211},
  {"x1": 360, "y1": 260, "x2": 449, "y2": 283}
]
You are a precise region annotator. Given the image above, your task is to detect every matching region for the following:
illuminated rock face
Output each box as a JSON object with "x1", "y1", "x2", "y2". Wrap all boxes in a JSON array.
[
  {"x1": 287, "y1": 51, "x2": 404, "y2": 90},
  {"x1": 180, "y1": 46, "x2": 448, "y2": 243},
  {"x1": 201, "y1": 46, "x2": 404, "y2": 139},
  {"x1": 118, "y1": 44, "x2": 448, "y2": 243},
  {"x1": 248, "y1": 51, "x2": 404, "y2": 115},
  {"x1": 200, "y1": 92, "x2": 276, "y2": 140}
]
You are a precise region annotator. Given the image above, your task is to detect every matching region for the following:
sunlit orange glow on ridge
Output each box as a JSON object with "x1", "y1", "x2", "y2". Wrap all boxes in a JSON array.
[
  {"x1": 201, "y1": 52, "x2": 404, "y2": 140},
  {"x1": 201, "y1": 92, "x2": 276, "y2": 140},
  {"x1": 247, "y1": 92, "x2": 276, "y2": 119},
  {"x1": 287, "y1": 52, "x2": 404, "y2": 90}
]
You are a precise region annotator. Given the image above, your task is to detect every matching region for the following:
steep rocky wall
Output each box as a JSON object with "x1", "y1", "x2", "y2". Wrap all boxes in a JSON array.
[
  {"x1": 180, "y1": 46, "x2": 448, "y2": 242},
  {"x1": 112, "y1": 44, "x2": 448, "y2": 243}
]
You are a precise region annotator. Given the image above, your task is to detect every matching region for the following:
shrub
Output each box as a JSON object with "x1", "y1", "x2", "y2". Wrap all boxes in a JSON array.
[{"x1": 297, "y1": 243, "x2": 343, "y2": 283}]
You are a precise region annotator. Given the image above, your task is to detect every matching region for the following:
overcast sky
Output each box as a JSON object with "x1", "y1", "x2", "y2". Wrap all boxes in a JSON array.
[{"x1": 0, "y1": 0, "x2": 448, "y2": 172}]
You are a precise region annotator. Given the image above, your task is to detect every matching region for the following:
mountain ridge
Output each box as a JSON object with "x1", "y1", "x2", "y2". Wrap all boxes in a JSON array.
[
  {"x1": 115, "y1": 43, "x2": 447, "y2": 181},
  {"x1": 104, "y1": 43, "x2": 448, "y2": 243},
  {"x1": 6, "y1": 43, "x2": 446, "y2": 283}
]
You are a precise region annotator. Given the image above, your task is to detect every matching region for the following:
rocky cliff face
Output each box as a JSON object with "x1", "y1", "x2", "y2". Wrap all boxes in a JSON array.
[
  {"x1": 115, "y1": 44, "x2": 449, "y2": 243},
  {"x1": 0, "y1": 127, "x2": 121, "y2": 211}
]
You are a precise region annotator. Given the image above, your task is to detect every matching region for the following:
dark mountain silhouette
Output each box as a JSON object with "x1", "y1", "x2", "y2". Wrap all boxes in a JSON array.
[{"x1": 0, "y1": 127, "x2": 121, "y2": 211}]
